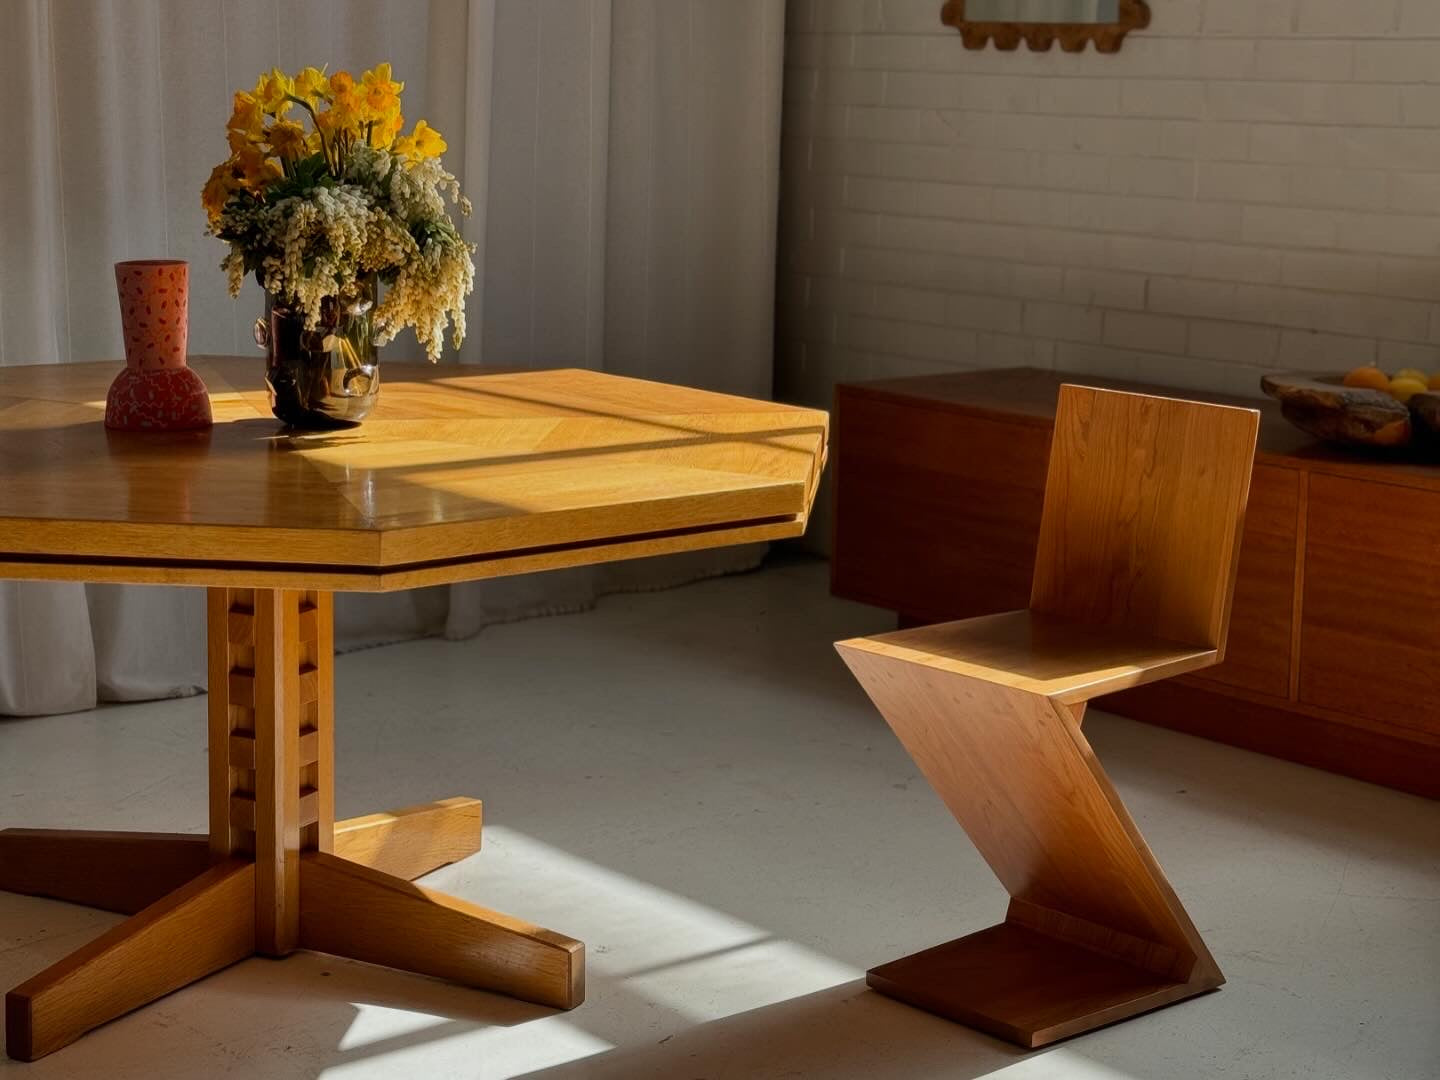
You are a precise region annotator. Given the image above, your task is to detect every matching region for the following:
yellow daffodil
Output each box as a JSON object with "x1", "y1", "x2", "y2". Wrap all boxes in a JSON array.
[
  {"x1": 394, "y1": 120, "x2": 446, "y2": 164},
  {"x1": 235, "y1": 144, "x2": 282, "y2": 190},
  {"x1": 228, "y1": 91, "x2": 264, "y2": 136},
  {"x1": 201, "y1": 160, "x2": 241, "y2": 225},
  {"x1": 358, "y1": 62, "x2": 403, "y2": 126},
  {"x1": 321, "y1": 71, "x2": 361, "y2": 135},
  {"x1": 315, "y1": 101, "x2": 354, "y2": 149},
  {"x1": 362, "y1": 87, "x2": 400, "y2": 126},
  {"x1": 266, "y1": 120, "x2": 307, "y2": 160},
  {"x1": 227, "y1": 91, "x2": 264, "y2": 152},
  {"x1": 359, "y1": 62, "x2": 403, "y2": 97},
  {"x1": 253, "y1": 67, "x2": 294, "y2": 117},
  {"x1": 367, "y1": 109, "x2": 403, "y2": 150},
  {"x1": 412, "y1": 119, "x2": 446, "y2": 159},
  {"x1": 227, "y1": 126, "x2": 255, "y2": 154},
  {"x1": 293, "y1": 65, "x2": 330, "y2": 104}
]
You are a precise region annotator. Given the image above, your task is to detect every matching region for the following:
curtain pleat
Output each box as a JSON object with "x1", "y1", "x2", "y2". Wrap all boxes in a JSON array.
[{"x1": 0, "y1": 0, "x2": 786, "y2": 716}]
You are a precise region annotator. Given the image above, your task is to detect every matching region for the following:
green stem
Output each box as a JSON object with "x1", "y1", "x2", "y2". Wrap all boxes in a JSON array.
[{"x1": 284, "y1": 93, "x2": 338, "y2": 177}]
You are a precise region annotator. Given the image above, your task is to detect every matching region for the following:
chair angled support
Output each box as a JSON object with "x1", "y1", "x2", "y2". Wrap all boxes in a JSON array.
[{"x1": 837, "y1": 384, "x2": 1259, "y2": 1048}]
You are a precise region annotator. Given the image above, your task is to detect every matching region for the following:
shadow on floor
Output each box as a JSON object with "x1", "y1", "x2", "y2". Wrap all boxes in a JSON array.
[
  {"x1": 520, "y1": 980, "x2": 1030, "y2": 1080},
  {"x1": 0, "y1": 910, "x2": 554, "y2": 1079}
]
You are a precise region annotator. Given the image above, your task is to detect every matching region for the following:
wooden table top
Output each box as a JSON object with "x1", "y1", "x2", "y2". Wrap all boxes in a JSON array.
[{"x1": 0, "y1": 357, "x2": 827, "y2": 591}]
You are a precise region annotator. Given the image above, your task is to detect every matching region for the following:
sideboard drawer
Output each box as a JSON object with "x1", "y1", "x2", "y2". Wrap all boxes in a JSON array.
[
  {"x1": 833, "y1": 389, "x2": 1049, "y2": 622},
  {"x1": 1192, "y1": 464, "x2": 1298, "y2": 700},
  {"x1": 1301, "y1": 473, "x2": 1440, "y2": 739}
]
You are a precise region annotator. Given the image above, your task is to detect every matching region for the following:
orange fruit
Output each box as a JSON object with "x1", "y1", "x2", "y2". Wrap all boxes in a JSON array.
[
  {"x1": 1389, "y1": 376, "x2": 1427, "y2": 404},
  {"x1": 1343, "y1": 365, "x2": 1390, "y2": 391},
  {"x1": 1428, "y1": 372, "x2": 1440, "y2": 391}
]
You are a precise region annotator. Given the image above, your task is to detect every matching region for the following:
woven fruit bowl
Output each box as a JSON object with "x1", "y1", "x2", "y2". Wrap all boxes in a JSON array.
[{"x1": 1261, "y1": 368, "x2": 1440, "y2": 450}]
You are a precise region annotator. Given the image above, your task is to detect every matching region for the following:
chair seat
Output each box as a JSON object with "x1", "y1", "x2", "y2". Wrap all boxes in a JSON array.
[{"x1": 836, "y1": 610, "x2": 1216, "y2": 705}]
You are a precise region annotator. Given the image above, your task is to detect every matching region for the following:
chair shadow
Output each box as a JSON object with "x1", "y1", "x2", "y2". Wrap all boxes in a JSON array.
[
  {"x1": 519, "y1": 980, "x2": 1029, "y2": 1080},
  {"x1": 518, "y1": 984, "x2": 1025, "y2": 1077}
]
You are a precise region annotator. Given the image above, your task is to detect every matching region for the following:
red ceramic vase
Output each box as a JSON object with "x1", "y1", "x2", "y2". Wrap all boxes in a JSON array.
[{"x1": 105, "y1": 259, "x2": 213, "y2": 430}]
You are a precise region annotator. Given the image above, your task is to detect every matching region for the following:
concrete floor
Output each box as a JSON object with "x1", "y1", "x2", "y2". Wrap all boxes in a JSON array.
[{"x1": 1, "y1": 558, "x2": 1437, "y2": 1080}]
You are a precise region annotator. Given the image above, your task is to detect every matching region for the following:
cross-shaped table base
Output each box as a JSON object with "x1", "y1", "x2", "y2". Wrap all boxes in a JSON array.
[{"x1": 1, "y1": 588, "x2": 583, "y2": 1062}]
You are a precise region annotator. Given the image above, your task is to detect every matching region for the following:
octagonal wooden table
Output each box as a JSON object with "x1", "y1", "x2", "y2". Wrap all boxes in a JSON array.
[{"x1": 0, "y1": 356, "x2": 827, "y2": 1061}]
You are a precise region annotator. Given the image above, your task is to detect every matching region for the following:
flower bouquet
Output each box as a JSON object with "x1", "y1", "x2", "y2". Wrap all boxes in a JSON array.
[{"x1": 203, "y1": 64, "x2": 474, "y2": 427}]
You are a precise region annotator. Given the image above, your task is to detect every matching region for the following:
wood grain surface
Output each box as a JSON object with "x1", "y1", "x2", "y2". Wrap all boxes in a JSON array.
[
  {"x1": 839, "y1": 610, "x2": 1216, "y2": 705},
  {"x1": 298, "y1": 852, "x2": 584, "y2": 1011},
  {"x1": 0, "y1": 357, "x2": 826, "y2": 589},
  {"x1": 332, "y1": 798, "x2": 483, "y2": 880},
  {"x1": 836, "y1": 384, "x2": 1251, "y2": 1047},
  {"x1": 1030, "y1": 386, "x2": 1258, "y2": 652},
  {"x1": 5, "y1": 861, "x2": 256, "y2": 1061},
  {"x1": 0, "y1": 831, "x2": 211, "y2": 916}
]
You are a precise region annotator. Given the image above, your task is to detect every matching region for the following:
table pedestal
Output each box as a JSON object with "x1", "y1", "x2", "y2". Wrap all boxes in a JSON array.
[{"x1": 1, "y1": 588, "x2": 583, "y2": 1062}]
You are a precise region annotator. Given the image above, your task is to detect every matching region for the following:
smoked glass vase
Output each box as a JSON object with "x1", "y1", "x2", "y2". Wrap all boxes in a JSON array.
[{"x1": 255, "y1": 284, "x2": 380, "y2": 429}]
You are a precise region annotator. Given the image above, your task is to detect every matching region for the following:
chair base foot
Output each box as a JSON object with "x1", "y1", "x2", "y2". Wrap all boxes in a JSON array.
[{"x1": 867, "y1": 922, "x2": 1222, "y2": 1049}]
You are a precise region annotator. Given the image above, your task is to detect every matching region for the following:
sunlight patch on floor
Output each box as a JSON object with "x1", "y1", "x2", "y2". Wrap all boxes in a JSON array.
[
  {"x1": 453, "y1": 826, "x2": 865, "y2": 1021},
  {"x1": 321, "y1": 1016, "x2": 611, "y2": 1078}
]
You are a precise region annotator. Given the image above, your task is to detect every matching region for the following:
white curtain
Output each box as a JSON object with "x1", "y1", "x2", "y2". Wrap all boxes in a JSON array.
[{"x1": 0, "y1": 0, "x2": 785, "y2": 715}]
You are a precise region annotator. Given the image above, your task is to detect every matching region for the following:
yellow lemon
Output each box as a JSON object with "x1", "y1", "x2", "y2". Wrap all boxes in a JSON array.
[
  {"x1": 1343, "y1": 365, "x2": 1391, "y2": 391},
  {"x1": 1395, "y1": 367, "x2": 1428, "y2": 384},
  {"x1": 1389, "y1": 376, "x2": 1427, "y2": 404}
]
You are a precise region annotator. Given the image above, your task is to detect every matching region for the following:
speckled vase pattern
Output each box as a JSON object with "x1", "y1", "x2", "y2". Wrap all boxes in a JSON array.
[{"x1": 106, "y1": 260, "x2": 212, "y2": 431}]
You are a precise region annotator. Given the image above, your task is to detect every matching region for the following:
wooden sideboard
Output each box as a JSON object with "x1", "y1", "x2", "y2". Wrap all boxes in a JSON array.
[{"x1": 832, "y1": 367, "x2": 1440, "y2": 799}]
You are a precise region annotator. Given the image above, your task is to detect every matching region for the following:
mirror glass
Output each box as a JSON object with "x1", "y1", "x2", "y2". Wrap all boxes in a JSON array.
[{"x1": 964, "y1": 0, "x2": 1119, "y2": 21}]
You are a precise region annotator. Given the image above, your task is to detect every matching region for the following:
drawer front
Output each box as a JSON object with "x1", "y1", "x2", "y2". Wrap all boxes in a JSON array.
[
  {"x1": 1301, "y1": 473, "x2": 1440, "y2": 738},
  {"x1": 833, "y1": 392, "x2": 1049, "y2": 622},
  {"x1": 1194, "y1": 464, "x2": 1298, "y2": 699}
]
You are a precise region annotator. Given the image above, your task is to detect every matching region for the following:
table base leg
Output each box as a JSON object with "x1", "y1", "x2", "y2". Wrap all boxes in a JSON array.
[
  {"x1": 300, "y1": 852, "x2": 583, "y2": 1010},
  {"x1": 0, "y1": 830, "x2": 213, "y2": 916},
  {"x1": 5, "y1": 861, "x2": 256, "y2": 1062},
  {"x1": 2, "y1": 798, "x2": 579, "y2": 1062},
  {"x1": 4, "y1": 586, "x2": 582, "y2": 1062},
  {"x1": 332, "y1": 797, "x2": 484, "y2": 880}
]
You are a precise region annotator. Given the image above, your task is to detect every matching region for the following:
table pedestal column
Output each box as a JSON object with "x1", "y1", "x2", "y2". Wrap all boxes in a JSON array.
[{"x1": 1, "y1": 588, "x2": 583, "y2": 1062}]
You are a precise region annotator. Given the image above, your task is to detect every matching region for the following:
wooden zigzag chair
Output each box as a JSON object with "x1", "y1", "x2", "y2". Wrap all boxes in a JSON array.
[{"x1": 837, "y1": 383, "x2": 1260, "y2": 1048}]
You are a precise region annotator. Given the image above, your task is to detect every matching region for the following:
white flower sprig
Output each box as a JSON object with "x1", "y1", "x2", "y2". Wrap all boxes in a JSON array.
[{"x1": 206, "y1": 66, "x2": 475, "y2": 362}]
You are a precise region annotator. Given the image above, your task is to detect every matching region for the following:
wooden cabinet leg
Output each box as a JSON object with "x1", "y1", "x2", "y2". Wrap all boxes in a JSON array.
[
  {"x1": 0, "y1": 830, "x2": 211, "y2": 915},
  {"x1": 298, "y1": 852, "x2": 583, "y2": 1011},
  {"x1": 5, "y1": 861, "x2": 255, "y2": 1062},
  {"x1": 333, "y1": 797, "x2": 483, "y2": 880}
]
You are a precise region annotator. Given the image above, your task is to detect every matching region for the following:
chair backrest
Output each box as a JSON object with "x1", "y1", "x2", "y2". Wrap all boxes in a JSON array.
[{"x1": 1029, "y1": 384, "x2": 1260, "y2": 653}]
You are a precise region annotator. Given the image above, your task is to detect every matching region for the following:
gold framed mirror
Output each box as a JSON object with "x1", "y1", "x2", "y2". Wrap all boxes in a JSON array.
[{"x1": 941, "y1": 0, "x2": 1151, "y2": 53}]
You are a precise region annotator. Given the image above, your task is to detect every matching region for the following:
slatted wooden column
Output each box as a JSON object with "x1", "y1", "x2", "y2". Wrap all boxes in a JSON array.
[{"x1": 207, "y1": 588, "x2": 334, "y2": 956}]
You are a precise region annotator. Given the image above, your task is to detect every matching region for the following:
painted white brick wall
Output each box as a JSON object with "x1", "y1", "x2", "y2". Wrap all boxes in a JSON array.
[{"x1": 777, "y1": 0, "x2": 1440, "y2": 411}]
